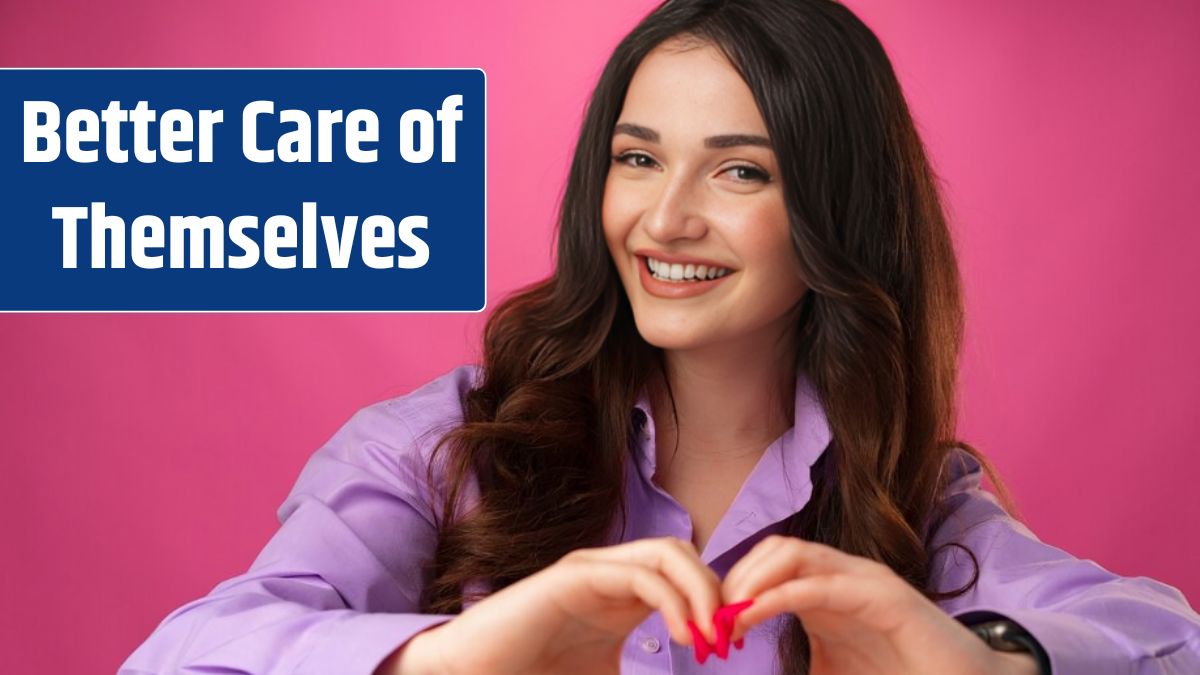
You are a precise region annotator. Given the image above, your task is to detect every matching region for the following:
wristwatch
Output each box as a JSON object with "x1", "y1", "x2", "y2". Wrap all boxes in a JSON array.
[{"x1": 959, "y1": 612, "x2": 1052, "y2": 675}]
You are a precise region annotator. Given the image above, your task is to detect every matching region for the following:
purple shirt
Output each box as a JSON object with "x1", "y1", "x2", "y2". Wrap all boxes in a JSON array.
[{"x1": 121, "y1": 364, "x2": 1200, "y2": 674}]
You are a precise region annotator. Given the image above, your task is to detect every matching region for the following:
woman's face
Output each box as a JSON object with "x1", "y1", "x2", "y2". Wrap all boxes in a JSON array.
[{"x1": 603, "y1": 38, "x2": 808, "y2": 355}]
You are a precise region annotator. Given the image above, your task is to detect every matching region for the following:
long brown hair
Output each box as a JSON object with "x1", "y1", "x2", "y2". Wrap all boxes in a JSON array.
[{"x1": 419, "y1": 1, "x2": 1020, "y2": 672}]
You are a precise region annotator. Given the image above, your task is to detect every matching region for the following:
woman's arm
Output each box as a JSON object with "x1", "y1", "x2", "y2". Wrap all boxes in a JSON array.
[
  {"x1": 119, "y1": 395, "x2": 460, "y2": 675},
  {"x1": 930, "y1": 449, "x2": 1200, "y2": 675}
]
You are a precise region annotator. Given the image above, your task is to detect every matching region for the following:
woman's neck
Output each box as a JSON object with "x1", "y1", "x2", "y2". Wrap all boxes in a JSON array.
[{"x1": 650, "y1": 340, "x2": 796, "y2": 468}]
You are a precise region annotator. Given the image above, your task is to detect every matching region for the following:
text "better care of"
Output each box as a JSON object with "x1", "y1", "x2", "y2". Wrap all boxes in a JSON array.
[{"x1": 22, "y1": 95, "x2": 464, "y2": 164}]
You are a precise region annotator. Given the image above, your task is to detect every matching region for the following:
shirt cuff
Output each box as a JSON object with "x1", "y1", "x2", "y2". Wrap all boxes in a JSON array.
[
  {"x1": 295, "y1": 611, "x2": 455, "y2": 675},
  {"x1": 957, "y1": 608, "x2": 1132, "y2": 675}
]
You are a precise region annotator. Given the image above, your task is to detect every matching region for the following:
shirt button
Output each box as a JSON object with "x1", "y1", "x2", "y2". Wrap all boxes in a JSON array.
[{"x1": 640, "y1": 636, "x2": 662, "y2": 653}]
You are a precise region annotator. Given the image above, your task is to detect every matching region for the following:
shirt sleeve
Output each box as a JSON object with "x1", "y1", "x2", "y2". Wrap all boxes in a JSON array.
[
  {"x1": 118, "y1": 399, "x2": 459, "y2": 675},
  {"x1": 929, "y1": 448, "x2": 1200, "y2": 675}
]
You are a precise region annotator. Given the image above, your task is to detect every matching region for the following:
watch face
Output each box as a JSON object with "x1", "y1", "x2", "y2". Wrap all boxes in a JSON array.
[
  {"x1": 966, "y1": 618, "x2": 1050, "y2": 674},
  {"x1": 974, "y1": 620, "x2": 1033, "y2": 652}
]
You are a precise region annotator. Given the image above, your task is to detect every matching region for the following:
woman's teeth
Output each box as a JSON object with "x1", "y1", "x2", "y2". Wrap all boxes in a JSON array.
[{"x1": 647, "y1": 256, "x2": 731, "y2": 282}]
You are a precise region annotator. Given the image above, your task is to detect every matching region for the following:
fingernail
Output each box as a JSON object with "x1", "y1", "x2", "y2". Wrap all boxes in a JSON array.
[
  {"x1": 726, "y1": 599, "x2": 754, "y2": 615},
  {"x1": 725, "y1": 599, "x2": 754, "y2": 639},
  {"x1": 713, "y1": 610, "x2": 730, "y2": 659},
  {"x1": 715, "y1": 600, "x2": 754, "y2": 654},
  {"x1": 687, "y1": 619, "x2": 711, "y2": 664}
]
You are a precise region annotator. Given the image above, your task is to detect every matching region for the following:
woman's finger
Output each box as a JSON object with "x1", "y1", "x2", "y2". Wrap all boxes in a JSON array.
[
  {"x1": 723, "y1": 538, "x2": 889, "y2": 643},
  {"x1": 724, "y1": 536, "x2": 877, "y2": 605},
  {"x1": 731, "y1": 570, "x2": 901, "y2": 646},
  {"x1": 749, "y1": 573, "x2": 866, "y2": 619},
  {"x1": 721, "y1": 534, "x2": 789, "y2": 601},
  {"x1": 557, "y1": 558, "x2": 696, "y2": 646},
  {"x1": 574, "y1": 537, "x2": 723, "y2": 644}
]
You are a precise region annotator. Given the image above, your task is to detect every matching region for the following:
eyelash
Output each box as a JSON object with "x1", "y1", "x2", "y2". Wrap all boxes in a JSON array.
[{"x1": 612, "y1": 151, "x2": 771, "y2": 184}]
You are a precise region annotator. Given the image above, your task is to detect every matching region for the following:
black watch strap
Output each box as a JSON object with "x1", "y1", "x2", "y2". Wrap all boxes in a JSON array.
[{"x1": 959, "y1": 612, "x2": 1052, "y2": 675}]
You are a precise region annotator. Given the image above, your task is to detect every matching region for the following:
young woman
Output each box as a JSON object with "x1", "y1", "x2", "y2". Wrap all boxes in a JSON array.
[{"x1": 121, "y1": 1, "x2": 1200, "y2": 674}]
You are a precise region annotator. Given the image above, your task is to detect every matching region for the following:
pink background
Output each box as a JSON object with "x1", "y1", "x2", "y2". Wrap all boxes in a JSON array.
[{"x1": 2, "y1": 1, "x2": 1197, "y2": 672}]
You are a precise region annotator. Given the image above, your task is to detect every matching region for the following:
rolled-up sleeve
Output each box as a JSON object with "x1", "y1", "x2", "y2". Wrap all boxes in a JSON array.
[
  {"x1": 930, "y1": 449, "x2": 1200, "y2": 675},
  {"x1": 119, "y1": 395, "x2": 462, "y2": 675}
]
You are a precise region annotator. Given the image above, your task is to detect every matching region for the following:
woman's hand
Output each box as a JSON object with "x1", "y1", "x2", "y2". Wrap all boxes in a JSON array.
[
  {"x1": 397, "y1": 536, "x2": 723, "y2": 675},
  {"x1": 721, "y1": 535, "x2": 1040, "y2": 675}
]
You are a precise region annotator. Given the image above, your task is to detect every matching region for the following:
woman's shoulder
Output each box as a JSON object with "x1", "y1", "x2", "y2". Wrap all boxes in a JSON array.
[
  {"x1": 334, "y1": 363, "x2": 483, "y2": 467},
  {"x1": 922, "y1": 446, "x2": 1002, "y2": 548},
  {"x1": 941, "y1": 445, "x2": 984, "y2": 494},
  {"x1": 283, "y1": 363, "x2": 483, "y2": 525},
  {"x1": 366, "y1": 362, "x2": 482, "y2": 439},
  {"x1": 312, "y1": 362, "x2": 484, "y2": 473}
]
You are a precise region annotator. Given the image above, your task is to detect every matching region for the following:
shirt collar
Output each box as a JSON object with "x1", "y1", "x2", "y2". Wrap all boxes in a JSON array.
[{"x1": 629, "y1": 368, "x2": 834, "y2": 531}]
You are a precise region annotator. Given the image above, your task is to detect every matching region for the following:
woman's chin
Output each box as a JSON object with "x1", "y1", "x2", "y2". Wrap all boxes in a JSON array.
[{"x1": 632, "y1": 323, "x2": 716, "y2": 352}]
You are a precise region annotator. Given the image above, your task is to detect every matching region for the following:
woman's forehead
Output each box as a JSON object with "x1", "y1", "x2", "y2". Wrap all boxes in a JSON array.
[{"x1": 619, "y1": 40, "x2": 768, "y2": 142}]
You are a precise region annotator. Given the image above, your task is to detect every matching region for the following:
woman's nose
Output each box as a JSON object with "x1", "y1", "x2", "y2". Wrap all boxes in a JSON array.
[{"x1": 642, "y1": 176, "x2": 707, "y2": 242}]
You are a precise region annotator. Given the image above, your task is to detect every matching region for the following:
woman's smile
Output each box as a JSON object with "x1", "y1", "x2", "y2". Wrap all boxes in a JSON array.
[{"x1": 637, "y1": 253, "x2": 737, "y2": 299}]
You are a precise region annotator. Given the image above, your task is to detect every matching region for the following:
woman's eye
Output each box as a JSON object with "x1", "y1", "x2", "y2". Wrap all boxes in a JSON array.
[
  {"x1": 723, "y1": 165, "x2": 771, "y2": 183},
  {"x1": 612, "y1": 152, "x2": 770, "y2": 184},
  {"x1": 613, "y1": 152, "x2": 658, "y2": 169}
]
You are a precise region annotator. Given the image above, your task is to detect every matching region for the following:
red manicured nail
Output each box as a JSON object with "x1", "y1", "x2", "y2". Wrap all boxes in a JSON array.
[
  {"x1": 714, "y1": 599, "x2": 754, "y2": 655},
  {"x1": 713, "y1": 610, "x2": 730, "y2": 659},
  {"x1": 724, "y1": 599, "x2": 754, "y2": 615},
  {"x1": 687, "y1": 619, "x2": 712, "y2": 664}
]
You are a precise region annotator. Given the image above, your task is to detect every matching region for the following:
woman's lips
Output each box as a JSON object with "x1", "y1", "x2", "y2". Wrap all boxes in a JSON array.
[{"x1": 637, "y1": 256, "x2": 733, "y2": 299}]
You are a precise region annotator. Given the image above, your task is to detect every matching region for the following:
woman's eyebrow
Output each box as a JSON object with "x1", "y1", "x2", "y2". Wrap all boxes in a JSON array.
[{"x1": 613, "y1": 122, "x2": 771, "y2": 149}]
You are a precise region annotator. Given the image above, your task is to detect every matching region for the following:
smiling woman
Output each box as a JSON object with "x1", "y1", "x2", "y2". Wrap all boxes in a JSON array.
[
  {"x1": 119, "y1": 1, "x2": 1200, "y2": 674},
  {"x1": 603, "y1": 37, "x2": 805, "y2": 368}
]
